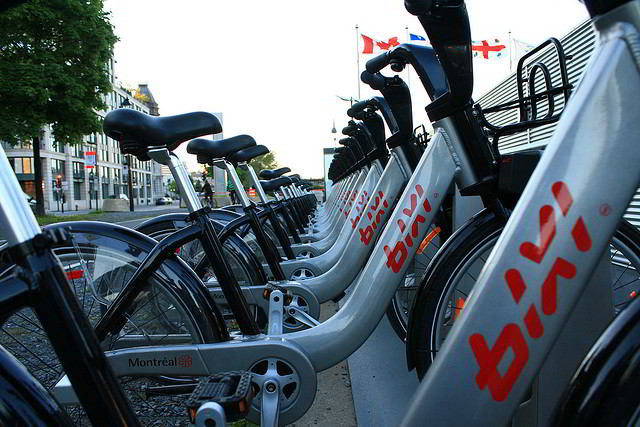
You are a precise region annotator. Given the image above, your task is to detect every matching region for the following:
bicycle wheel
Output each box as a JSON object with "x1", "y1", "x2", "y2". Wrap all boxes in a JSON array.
[
  {"x1": 386, "y1": 209, "x2": 453, "y2": 341},
  {"x1": 0, "y1": 238, "x2": 222, "y2": 425},
  {"x1": 410, "y1": 215, "x2": 640, "y2": 380},
  {"x1": 142, "y1": 220, "x2": 266, "y2": 287}
]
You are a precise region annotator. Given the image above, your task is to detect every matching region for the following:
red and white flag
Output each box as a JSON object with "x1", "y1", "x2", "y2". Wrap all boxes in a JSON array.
[
  {"x1": 361, "y1": 34, "x2": 400, "y2": 54},
  {"x1": 472, "y1": 39, "x2": 507, "y2": 60}
]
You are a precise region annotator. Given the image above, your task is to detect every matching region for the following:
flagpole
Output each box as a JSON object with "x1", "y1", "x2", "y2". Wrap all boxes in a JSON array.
[
  {"x1": 509, "y1": 30, "x2": 513, "y2": 73},
  {"x1": 356, "y1": 24, "x2": 361, "y2": 100},
  {"x1": 405, "y1": 25, "x2": 411, "y2": 89}
]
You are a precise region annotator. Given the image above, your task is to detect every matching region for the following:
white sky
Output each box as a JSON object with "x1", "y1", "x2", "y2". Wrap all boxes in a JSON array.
[{"x1": 104, "y1": 0, "x2": 588, "y2": 176}]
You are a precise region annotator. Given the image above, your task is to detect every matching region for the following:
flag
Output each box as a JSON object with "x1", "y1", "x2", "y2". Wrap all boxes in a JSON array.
[
  {"x1": 410, "y1": 33, "x2": 426, "y2": 41},
  {"x1": 337, "y1": 95, "x2": 357, "y2": 102},
  {"x1": 472, "y1": 39, "x2": 507, "y2": 60},
  {"x1": 512, "y1": 38, "x2": 535, "y2": 62},
  {"x1": 361, "y1": 34, "x2": 400, "y2": 54}
]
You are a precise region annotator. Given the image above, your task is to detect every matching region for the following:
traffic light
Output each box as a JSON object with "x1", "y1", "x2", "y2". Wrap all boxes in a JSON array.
[{"x1": 56, "y1": 175, "x2": 62, "y2": 189}]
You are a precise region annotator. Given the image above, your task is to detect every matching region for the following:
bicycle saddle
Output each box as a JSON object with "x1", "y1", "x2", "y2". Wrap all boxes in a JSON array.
[
  {"x1": 187, "y1": 135, "x2": 256, "y2": 164},
  {"x1": 260, "y1": 176, "x2": 292, "y2": 192},
  {"x1": 342, "y1": 124, "x2": 357, "y2": 135},
  {"x1": 228, "y1": 145, "x2": 269, "y2": 164},
  {"x1": 260, "y1": 167, "x2": 291, "y2": 179},
  {"x1": 103, "y1": 109, "x2": 222, "y2": 161}
]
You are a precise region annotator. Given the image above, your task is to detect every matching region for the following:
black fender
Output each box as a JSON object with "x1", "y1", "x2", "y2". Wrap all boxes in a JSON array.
[
  {"x1": 0, "y1": 344, "x2": 73, "y2": 425},
  {"x1": 405, "y1": 208, "x2": 499, "y2": 371},
  {"x1": 136, "y1": 211, "x2": 268, "y2": 284},
  {"x1": 44, "y1": 221, "x2": 227, "y2": 343},
  {"x1": 137, "y1": 210, "x2": 242, "y2": 233},
  {"x1": 552, "y1": 294, "x2": 640, "y2": 426}
]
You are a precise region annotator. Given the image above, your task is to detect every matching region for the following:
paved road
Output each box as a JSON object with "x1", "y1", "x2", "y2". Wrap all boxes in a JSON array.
[{"x1": 63, "y1": 206, "x2": 187, "y2": 228}]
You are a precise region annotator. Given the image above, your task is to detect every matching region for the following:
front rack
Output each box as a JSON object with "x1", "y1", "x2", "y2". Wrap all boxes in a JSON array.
[
  {"x1": 413, "y1": 124, "x2": 430, "y2": 151},
  {"x1": 474, "y1": 38, "x2": 573, "y2": 152}
]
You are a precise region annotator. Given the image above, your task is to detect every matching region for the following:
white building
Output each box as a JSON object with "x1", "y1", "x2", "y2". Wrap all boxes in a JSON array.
[{"x1": 3, "y1": 59, "x2": 165, "y2": 211}]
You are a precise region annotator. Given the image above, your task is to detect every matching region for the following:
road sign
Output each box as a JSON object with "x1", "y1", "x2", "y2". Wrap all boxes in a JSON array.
[{"x1": 85, "y1": 151, "x2": 96, "y2": 168}]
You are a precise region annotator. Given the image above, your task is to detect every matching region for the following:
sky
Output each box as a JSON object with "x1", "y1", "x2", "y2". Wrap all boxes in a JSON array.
[{"x1": 103, "y1": 0, "x2": 588, "y2": 176}]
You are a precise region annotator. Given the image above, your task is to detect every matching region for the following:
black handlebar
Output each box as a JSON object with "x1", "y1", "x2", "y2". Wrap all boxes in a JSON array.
[
  {"x1": 360, "y1": 70, "x2": 386, "y2": 90},
  {"x1": 404, "y1": 0, "x2": 433, "y2": 15},
  {"x1": 347, "y1": 100, "x2": 369, "y2": 118},
  {"x1": 365, "y1": 52, "x2": 390, "y2": 74}
]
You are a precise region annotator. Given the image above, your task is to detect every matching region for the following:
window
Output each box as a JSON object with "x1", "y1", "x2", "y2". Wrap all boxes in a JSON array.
[
  {"x1": 113, "y1": 169, "x2": 120, "y2": 183},
  {"x1": 51, "y1": 159, "x2": 65, "y2": 178},
  {"x1": 70, "y1": 144, "x2": 83, "y2": 158},
  {"x1": 73, "y1": 181, "x2": 84, "y2": 200},
  {"x1": 51, "y1": 134, "x2": 64, "y2": 153},
  {"x1": 73, "y1": 162, "x2": 84, "y2": 180},
  {"x1": 10, "y1": 157, "x2": 34, "y2": 174}
]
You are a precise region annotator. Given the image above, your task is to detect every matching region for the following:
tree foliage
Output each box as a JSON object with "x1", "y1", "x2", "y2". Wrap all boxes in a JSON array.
[
  {"x1": 0, "y1": 0, "x2": 118, "y2": 145},
  {"x1": 235, "y1": 152, "x2": 278, "y2": 188}
]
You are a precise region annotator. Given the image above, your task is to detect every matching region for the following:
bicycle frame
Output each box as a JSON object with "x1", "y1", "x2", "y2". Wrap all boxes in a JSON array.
[
  {"x1": 402, "y1": 3, "x2": 640, "y2": 425},
  {"x1": 59, "y1": 126, "x2": 458, "y2": 426}
]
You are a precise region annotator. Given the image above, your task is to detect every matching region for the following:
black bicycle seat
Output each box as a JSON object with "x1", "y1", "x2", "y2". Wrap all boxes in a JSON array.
[
  {"x1": 260, "y1": 167, "x2": 291, "y2": 179},
  {"x1": 187, "y1": 135, "x2": 256, "y2": 164},
  {"x1": 260, "y1": 176, "x2": 292, "y2": 192},
  {"x1": 228, "y1": 145, "x2": 269, "y2": 164},
  {"x1": 103, "y1": 109, "x2": 221, "y2": 160}
]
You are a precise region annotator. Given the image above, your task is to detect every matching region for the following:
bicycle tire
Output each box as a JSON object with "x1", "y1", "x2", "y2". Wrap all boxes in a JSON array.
[
  {"x1": 385, "y1": 209, "x2": 453, "y2": 341},
  {"x1": 408, "y1": 213, "x2": 640, "y2": 380},
  {"x1": 0, "y1": 226, "x2": 225, "y2": 425},
  {"x1": 138, "y1": 215, "x2": 267, "y2": 286}
]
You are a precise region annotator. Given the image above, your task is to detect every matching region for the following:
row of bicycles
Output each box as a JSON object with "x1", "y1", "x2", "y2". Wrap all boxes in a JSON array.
[{"x1": 1, "y1": 0, "x2": 640, "y2": 425}]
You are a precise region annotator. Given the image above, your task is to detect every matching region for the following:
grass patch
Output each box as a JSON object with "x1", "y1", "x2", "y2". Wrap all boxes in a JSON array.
[{"x1": 36, "y1": 210, "x2": 105, "y2": 226}]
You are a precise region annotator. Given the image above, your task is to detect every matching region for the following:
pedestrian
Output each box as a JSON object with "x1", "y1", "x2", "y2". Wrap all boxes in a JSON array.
[
  {"x1": 227, "y1": 179, "x2": 237, "y2": 205},
  {"x1": 203, "y1": 180, "x2": 213, "y2": 207}
]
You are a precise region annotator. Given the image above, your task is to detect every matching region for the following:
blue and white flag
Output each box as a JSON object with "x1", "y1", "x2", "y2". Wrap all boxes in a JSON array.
[{"x1": 410, "y1": 33, "x2": 426, "y2": 41}]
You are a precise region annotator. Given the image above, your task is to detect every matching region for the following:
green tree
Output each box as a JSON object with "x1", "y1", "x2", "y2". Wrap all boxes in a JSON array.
[
  {"x1": 0, "y1": 0, "x2": 117, "y2": 214},
  {"x1": 235, "y1": 152, "x2": 278, "y2": 188},
  {"x1": 168, "y1": 179, "x2": 177, "y2": 194}
]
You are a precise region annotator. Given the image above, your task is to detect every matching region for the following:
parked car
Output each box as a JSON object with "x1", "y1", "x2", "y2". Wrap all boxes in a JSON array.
[{"x1": 156, "y1": 196, "x2": 172, "y2": 205}]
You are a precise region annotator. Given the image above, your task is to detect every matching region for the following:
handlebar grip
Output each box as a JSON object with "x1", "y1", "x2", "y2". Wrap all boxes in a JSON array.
[
  {"x1": 404, "y1": 0, "x2": 433, "y2": 15},
  {"x1": 342, "y1": 124, "x2": 357, "y2": 135},
  {"x1": 365, "y1": 52, "x2": 390, "y2": 73},
  {"x1": 347, "y1": 100, "x2": 369, "y2": 118},
  {"x1": 360, "y1": 71, "x2": 386, "y2": 90}
]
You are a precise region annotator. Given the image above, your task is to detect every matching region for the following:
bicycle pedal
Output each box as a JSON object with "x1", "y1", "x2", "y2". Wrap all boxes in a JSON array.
[{"x1": 185, "y1": 371, "x2": 254, "y2": 423}]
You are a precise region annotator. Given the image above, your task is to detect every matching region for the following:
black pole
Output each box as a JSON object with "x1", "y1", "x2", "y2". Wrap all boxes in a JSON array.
[
  {"x1": 127, "y1": 156, "x2": 134, "y2": 212},
  {"x1": 33, "y1": 135, "x2": 45, "y2": 216}
]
